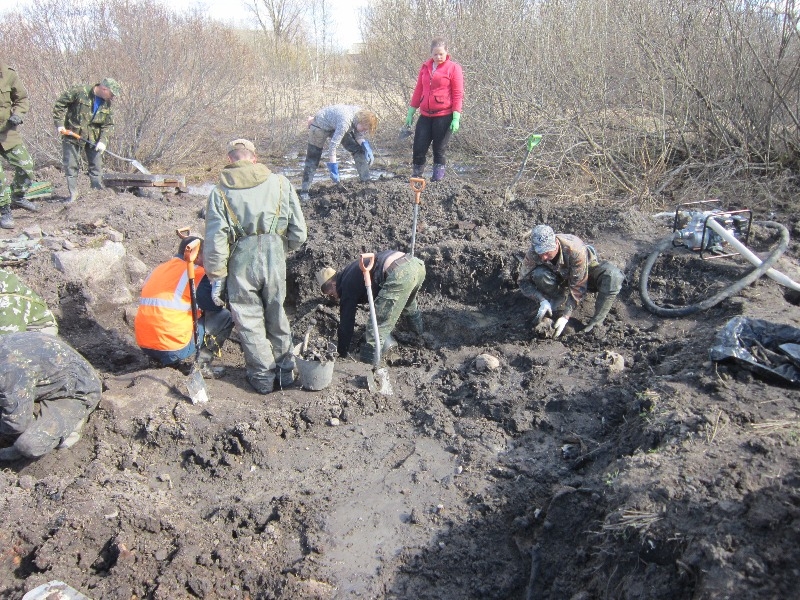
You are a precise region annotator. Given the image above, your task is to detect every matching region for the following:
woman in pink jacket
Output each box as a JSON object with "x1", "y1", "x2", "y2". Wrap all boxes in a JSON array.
[{"x1": 404, "y1": 38, "x2": 464, "y2": 182}]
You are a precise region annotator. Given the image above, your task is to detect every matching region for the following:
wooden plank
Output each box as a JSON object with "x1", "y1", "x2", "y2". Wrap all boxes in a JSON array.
[{"x1": 102, "y1": 173, "x2": 186, "y2": 188}]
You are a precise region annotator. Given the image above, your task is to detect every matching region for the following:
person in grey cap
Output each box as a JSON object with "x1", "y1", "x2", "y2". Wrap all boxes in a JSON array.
[
  {"x1": 519, "y1": 224, "x2": 624, "y2": 337},
  {"x1": 204, "y1": 139, "x2": 307, "y2": 394},
  {"x1": 53, "y1": 77, "x2": 121, "y2": 203}
]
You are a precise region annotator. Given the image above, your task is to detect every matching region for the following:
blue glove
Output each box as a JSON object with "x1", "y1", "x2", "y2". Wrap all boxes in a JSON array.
[
  {"x1": 362, "y1": 141, "x2": 374, "y2": 166},
  {"x1": 326, "y1": 162, "x2": 340, "y2": 183}
]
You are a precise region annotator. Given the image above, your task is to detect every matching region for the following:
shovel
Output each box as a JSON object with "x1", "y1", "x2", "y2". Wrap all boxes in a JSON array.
[
  {"x1": 504, "y1": 133, "x2": 542, "y2": 203},
  {"x1": 398, "y1": 124, "x2": 413, "y2": 140},
  {"x1": 359, "y1": 253, "x2": 393, "y2": 395},
  {"x1": 183, "y1": 239, "x2": 210, "y2": 404},
  {"x1": 409, "y1": 177, "x2": 426, "y2": 257},
  {"x1": 61, "y1": 129, "x2": 151, "y2": 174}
]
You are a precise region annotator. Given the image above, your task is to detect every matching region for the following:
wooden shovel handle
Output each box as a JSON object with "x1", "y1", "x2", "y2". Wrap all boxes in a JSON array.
[{"x1": 183, "y1": 239, "x2": 201, "y2": 278}]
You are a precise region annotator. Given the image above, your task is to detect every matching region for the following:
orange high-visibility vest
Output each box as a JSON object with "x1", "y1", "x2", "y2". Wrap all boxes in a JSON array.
[{"x1": 135, "y1": 257, "x2": 204, "y2": 351}]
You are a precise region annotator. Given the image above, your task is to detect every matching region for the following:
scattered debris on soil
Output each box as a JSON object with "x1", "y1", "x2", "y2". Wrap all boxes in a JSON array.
[{"x1": 1, "y1": 165, "x2": 799, "y2": 599}]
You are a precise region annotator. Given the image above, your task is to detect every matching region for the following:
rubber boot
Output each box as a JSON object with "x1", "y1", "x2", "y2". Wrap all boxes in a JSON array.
[
  {"x1": 11, "y1": 195, "x2": 38, "y2": 212},
  {"x1": 301, "y1": 144, "x2": 323, "y2": 198},
  {"x1": 89, "y1": 175, "x2": 104, "y2": 190},
  {"x1": 432, "y1": 163, "x2": 446, "y2": 182},
  {"x1": 407, "y1": 311, "x2": 424, "y2": 335},
  {"x1": 197, "y1": 347, "x2": 225, "y2": 378},
  {"x1": 274, "y1": 368, "x2": 296, "y2": 390},
  {"x1": 0, "y1": 205, "x2": 13, "y2": 229},
  {"x1": 354, "y1": 154, "x2": 372, "y2": 182},
  {"x1": 583, "y1": 292, "x2": 616, "y2": 333},
  {"x1": 382, "y1": 333, "x2": 399, "y2": 359},
  {"x1": 65, "y1": 176, "x2": 79, "y2": 203},
  {"x1": 412, "y1": 164, "x2": 424, "y2": 178}
]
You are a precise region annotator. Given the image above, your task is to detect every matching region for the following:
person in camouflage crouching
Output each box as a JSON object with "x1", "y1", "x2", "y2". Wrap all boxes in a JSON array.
[
  {"x1": 0, "y1": 332, "x2": 102, "y2": 461},
  {"x1": 0, "y1": 62, "x2": 38, "y2": 229},
  {"x1": 0, "y1": 268, "x2": 58, "y2": 335},
  {"x1": 520, "y1": 224, "x2": 624, "y2": 337},
  {"x1": 52, "y1": 77, "x2": 120, "y2": 203}
]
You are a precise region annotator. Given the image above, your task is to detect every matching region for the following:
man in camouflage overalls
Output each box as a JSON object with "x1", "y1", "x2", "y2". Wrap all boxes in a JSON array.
[
  {"x1": 0, "y1": 62, "x2": 37, "y2": 229},
  {"x1": 520, "y1": 224, "x2": 624, "y2": 337},
  {"x1": 204, "y1": 139, "x2": 307, "y2": 394},
  {"x1": 52, "y1": 77, "x2": 120, "y2": 203},
  {"x1": 0, "y1": 268, "x2": 58, "y2": 335},
  {"x1": 0, "y1": 332, "x2": 102, "y2": 461}
]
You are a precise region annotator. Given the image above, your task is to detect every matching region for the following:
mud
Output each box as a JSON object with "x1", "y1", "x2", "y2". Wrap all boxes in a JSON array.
[{"x1": 1, "y1": 166, "x2": 799, "y2": 599}]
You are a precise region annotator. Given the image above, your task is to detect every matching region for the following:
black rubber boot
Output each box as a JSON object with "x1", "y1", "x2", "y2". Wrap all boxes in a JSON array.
[
  {"x1": 412, "y1": 164, "x2": 424, "y2": 177},
  {"x1": 0, "y1": 205, "x2": 13, "y2": 229},
  {"x1": 583, "y1": 292, "x2": 617, "y2": 333},
  {"x1": 89, "y1": 176, "x2": 104, "y2": 190}
]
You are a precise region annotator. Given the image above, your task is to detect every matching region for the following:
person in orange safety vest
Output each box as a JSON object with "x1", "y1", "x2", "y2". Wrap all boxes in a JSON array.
[{"x1": 135, "y1": 236, "x2": 233, "y2": 377}]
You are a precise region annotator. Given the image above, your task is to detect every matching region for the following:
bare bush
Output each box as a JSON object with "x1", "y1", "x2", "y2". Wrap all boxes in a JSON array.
[{"x1": 359, "y1": 0, "x2": 800, "y2": 200}]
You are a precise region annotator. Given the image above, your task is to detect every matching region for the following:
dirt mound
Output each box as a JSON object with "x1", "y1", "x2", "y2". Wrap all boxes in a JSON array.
[{"x1": 1, "y1": 171, "x2": 799, "y2": 599}]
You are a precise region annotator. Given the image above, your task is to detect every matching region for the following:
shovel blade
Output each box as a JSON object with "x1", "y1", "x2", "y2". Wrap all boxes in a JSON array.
[
  {"x1": 368, "y1": 366, "x2": 393, "y2": 395},
  {"x1": 186, "y1": 368, "x2": 209, "y2": 404},
  {"x1": 130, "y1": 160, "x2": 151, "y2": 175},
  {"x1": 398, "y1": 126, "x2": 413, "y2": 140}
]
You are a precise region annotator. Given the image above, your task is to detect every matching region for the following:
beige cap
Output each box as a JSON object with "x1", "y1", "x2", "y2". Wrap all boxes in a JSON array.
[
  {"x1": 316, "y1": 266, "x2": 336, "y2": 287},
  {"x1": 227, "y1": 138, "x2": 256, "y2": 153}
]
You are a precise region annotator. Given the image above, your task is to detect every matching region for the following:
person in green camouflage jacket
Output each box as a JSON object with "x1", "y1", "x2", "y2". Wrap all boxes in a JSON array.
[
  {"x1": 52, "y1": 77, "x2": 120, "y2": 203},
  {"x1": 0, "y1": 62, "x2": 38, "y2": 230},
  {"x1": 0, "y1": 332, "x2": 101, "y2": 461},
  {"x1": 0, "y1": 268, "x2": 58, "y2": 335}
]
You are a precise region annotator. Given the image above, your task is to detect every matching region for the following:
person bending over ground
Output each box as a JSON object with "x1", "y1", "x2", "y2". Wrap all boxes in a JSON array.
[
  {"x1": 519, "y1": 224, "x2": 624, "y2": 337},
  {"x1": 317, "y1": 250, "x2": 425, "y2": 364}
]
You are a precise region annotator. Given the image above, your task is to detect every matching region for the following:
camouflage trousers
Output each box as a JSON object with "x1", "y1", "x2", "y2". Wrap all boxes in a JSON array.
[
  {"x1": 62, "y1": 138, "x2": 103, "y2": 179},
  {"x1": 0, "y1": 143, "x2": 34, "y2": 208},
  {"x1": 361, "y1": 257, "x2": 426, "y2": 364}
]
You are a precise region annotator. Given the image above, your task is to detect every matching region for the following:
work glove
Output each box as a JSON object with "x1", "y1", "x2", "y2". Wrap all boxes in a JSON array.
[
  {"x1": 211, "y1": 278, "x2": 226, "y2": 307},
  {"x1": 95, "y1": 141, "x2": 107, "y2": 154},
  {"x1": 449, "y1": 111, "x2": 461, "y2": 133},
  {"x1": 535, "y1": 299, "x2": 552, "y2": 323},
  {"x1": 553, "y1": 316, "x2": 569, "y2": 338},
  {"x1": 362, "y1": 140, "x2": 374, "y2": 165},
  {"x1": 57, "y1": 126, "x2": 67, "y2": 135},
  {"x1": 7, "y1": 114, "x2": 22, "y2": 127},
  {"x1": 404, "y1": 107, "x2": 416, "y2": 128},
  {"x1": 326, "y1": 162, "x2": 340, "y2": 183}
]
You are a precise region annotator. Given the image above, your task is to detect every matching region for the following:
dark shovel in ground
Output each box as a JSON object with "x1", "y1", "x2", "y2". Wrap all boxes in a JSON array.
[
  {"x1": 61, "y1": 129, "x2": 151, "y2": 174},
  {"x1": 184, "y1": 239, "x2": 210, "y2": 404},
  {"x1": 359, "y1": 253, "x2": 393, "y2": 395},
  {"x1": 409, "y1": 177, "x2": 426, "y2": 257},
  {"x1": 504, "y1": 133, "x2": 542, "y2": 203}
]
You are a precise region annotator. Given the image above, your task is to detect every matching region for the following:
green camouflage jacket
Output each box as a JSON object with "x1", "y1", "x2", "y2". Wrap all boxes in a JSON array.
[
  {"x1": 52, "y1": 83, "x2": 114, "y2": 146},
  {"x1": 0, "y1": 63, "x2": 30, "y2": 151},
  {"x1": 0, "y1": 269, "x2": 58, "y2": 335}
]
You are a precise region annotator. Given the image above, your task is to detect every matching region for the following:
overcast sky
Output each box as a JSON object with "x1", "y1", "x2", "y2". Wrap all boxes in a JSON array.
[{"x1": 3, "y1": 0, "x2": 369, "y2": 50}]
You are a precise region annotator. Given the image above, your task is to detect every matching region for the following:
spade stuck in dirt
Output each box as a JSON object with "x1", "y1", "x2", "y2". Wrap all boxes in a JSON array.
[
  {"x1": 183, "y1": 238, "x2": 209, "y2": 404},
  {"x1": 504, "y1": 133, "x2": 542, "y2": 203},
  {"x1": 359, "y1": 253, "x2": 393, "y2": 395}
]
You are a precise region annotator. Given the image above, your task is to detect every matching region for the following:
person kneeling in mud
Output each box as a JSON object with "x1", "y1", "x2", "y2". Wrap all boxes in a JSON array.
[
  {"x1": 317, "y1": 250, "x2": 425, "y2": 363},
  {"x1": 0, "y1": 332, "x2": 102, "y2": 461},
  {"x1": 135, "y1": 236, "x2": 233, "y2": 377},
  {"x1": 520, "y1": 225, "x2": 624, "y2": 337}
]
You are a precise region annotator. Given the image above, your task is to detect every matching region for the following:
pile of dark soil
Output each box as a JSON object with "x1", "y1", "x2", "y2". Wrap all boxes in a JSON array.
[{"x1": 1, "y1": 168, "x2": 799, "y2": 599}]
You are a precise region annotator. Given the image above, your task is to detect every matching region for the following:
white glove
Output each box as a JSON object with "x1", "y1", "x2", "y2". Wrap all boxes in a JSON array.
[
  {"x1": 211, "y1": 278, "x2": 226, "y2": 307},
  {"x1": 95, "y1": 141, "x2": 106, "y2": 153},
  {"x1": 535, "y1": 299, "x2": 552, "y2": 323},
  {"x1": 57, "y1": 126, "x2": 66, "y2": 135},
  {"x1": 553, "y1": 316, "x2": 569, "y2": 338}
]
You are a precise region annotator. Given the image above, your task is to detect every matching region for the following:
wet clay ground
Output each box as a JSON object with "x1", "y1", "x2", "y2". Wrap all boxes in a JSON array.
[{"x1": 1, "y1": 167, "x2": 800, "y2": 599}]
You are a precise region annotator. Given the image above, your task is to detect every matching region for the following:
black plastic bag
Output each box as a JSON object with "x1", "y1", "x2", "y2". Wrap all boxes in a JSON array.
[{"x1": 709, "y1": 316, "x2": 800, "y2": 385}]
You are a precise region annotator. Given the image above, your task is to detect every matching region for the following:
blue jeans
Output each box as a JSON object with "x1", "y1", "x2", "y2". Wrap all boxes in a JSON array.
[
  {"x1": 143, "y1": 321, "x2": 204, "y2": 365},
  {"x1": 141, "y1": 308, "x2": 234, "y2": 365}
]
